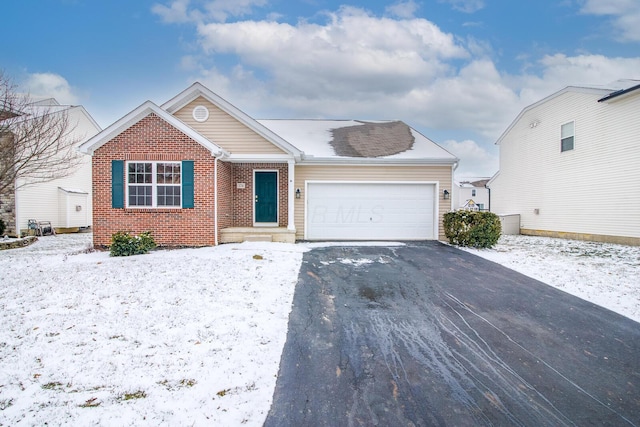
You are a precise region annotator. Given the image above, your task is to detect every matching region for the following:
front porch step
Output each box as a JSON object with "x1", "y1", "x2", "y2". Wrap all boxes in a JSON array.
[
  {"x1": 243, "y1": 234, "x2": 273, "y2": 242},
  {"x1": 219, "y1": 227, "x2": 296, "y2": 244}
]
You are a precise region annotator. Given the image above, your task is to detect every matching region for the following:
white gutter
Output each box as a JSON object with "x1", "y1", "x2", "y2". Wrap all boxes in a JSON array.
[
  {"x1": 214, "y1": 156, "x2": 219, "y2": 246},
  {"x1": 297, "y1": 157, "x2": 459, "y2": 166}
]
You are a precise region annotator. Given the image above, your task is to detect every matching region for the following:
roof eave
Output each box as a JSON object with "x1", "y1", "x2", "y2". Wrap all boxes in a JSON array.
[
  {"x1": 78, "y1": 101, "x2": 226, "y2": 157},
  {"x1": 161, "y1": 82, "x2": 304, "y2": 158},
  {"x1": 224, "y1": 153, "x2": 296, "y2": 163},
  {"x1": 496, "y1": 85, "x2": 613, "y2": 145},
  {"x1": 597, "y1": 84, "x2": 640, "y2": 103},
  {"x1": 298, "y1": 156, "x2": 459, "y2": 166}
]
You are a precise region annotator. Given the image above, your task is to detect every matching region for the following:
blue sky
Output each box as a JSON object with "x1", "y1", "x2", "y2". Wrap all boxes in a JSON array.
[{"x1": 2, "y1": 0, "x2": 639, "y2": 177}]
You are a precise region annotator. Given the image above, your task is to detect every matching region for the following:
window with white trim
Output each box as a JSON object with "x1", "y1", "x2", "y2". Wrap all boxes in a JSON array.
[
  {"x1": 127, "y1": 162, "x2": 181, "y2": 207},
  {"x1": 561, "y1": 121, "x2": 574, "y2": 152}
]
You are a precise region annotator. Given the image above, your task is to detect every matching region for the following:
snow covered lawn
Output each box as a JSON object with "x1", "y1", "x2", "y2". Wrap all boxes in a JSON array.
[
  {"x1": 1, "y1": 233, "x2": 638, "y2": 425},
  {"x1": 0, "y1": 233, "x2": 306, "y2": 426},
  {"x1": 461, "y1": 234, "x2": 640, "y2": 323}
]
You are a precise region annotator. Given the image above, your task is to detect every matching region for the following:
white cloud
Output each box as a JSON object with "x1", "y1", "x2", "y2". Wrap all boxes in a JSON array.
[
  {"x1": 515, "y1": 54, "x2": 640, "y2": 106},
  {"x1": 23, "y1": 73, "x2": 80, "y2": 105},
  {"x1": 153, "y1": 0, "x2": 267, "y2": 23},
  {"x1": 196, "y1": 6, "x2": 468, "y2": 100},
  {"x1": 439, "y1": 0, "x2": 485, "y2": 13},
  {"x1": 444, "y1": 138, "x2": 498, "y2": 177},
  {"x1": 385, "y1": 0, "x2": 420, "y2": 19},
  {"x1": 152, "y1": 0, "x2": 198, "y2": 23},
  {"x1": 580, "y1": 0, "x2": 640, "y2": 41}
]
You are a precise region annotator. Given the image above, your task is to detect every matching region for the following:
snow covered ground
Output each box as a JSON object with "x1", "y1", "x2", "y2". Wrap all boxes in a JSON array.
[
  {"x1": 0, "y1": 234, "x2": 306, "y2": 426},
  {"x1": 461, "y1": 234, "x2": 640, "y2": 323},
  {"x1": 1, "y1": 233, "x2": 638, "y2": 425}
]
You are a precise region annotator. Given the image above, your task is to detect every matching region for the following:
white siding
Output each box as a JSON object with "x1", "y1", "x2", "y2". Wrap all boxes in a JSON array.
[
  {"x1": 454, "y1": 185, "x2": 489, "y2": 210},
  {"x1": 15, "y1": 107, "x2": 100, "y2": 232},
  {"x1": 490, "y1": 90, "x2": 640, "y2": 239},
  {"x1": 173, "y1": 97, "x2": 287, "y2": 155},
  {"x1": 294, "y1": 165, "x2": 453, "y2": 240}
]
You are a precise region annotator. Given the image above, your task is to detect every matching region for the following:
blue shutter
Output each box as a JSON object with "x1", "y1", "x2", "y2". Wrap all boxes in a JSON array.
[
  {"x1": 112, "y1": 160, "x2": 124, "y2": 208},
  {"x1": 182, "y1": 160, "x2": 194, "y2": 208}
]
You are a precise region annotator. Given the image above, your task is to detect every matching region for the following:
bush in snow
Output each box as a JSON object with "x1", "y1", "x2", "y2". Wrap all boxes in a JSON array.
[
  {"x1": 110, "y1": 231, "x2": 156, "y2": 257},
  {"x1": 0, "y1": 219, "x2": 5, "y2": 236},
  {"x1": 444, "y1": 211, "x2": 501, "y2": 248}
]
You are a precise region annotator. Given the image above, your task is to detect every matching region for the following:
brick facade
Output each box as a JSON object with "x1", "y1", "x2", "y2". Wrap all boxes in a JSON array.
[{"x1": 92, "y1": 114, "x2": 290, "y2": 248}]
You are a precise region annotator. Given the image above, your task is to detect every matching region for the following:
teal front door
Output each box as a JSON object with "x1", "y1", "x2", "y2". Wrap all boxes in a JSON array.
[{"x1": 254, "y1": 171, "x2": 278, "y2": 224}]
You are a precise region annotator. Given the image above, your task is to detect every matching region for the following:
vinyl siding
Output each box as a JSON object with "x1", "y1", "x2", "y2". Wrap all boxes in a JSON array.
[
  {"x1": 294, "y1": 164, "x2": 452, "y2": 240},
  {"x1": 490, "y1": 90, "x2": 640, "y2": 239},
  {"x1": 173, "y1": 97, "x2": 287, "y2": 155},
  {"x1": 15, "y1": 107, "x2": 99, "y2": 231}
]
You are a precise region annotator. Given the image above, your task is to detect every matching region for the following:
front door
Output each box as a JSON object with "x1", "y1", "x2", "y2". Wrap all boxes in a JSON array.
[{"x1": 254, "y1": 171, "x2": 278, "y2": 224}]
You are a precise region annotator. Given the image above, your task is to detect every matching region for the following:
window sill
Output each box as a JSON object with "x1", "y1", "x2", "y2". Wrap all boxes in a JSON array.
[{"x1": 124, "y1": 207, "x2": 184, "y2": 213}]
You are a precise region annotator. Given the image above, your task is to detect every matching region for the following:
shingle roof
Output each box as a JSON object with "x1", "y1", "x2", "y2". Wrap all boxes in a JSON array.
[{"x1": 330, "y1": 121, "x2": 414, "y2": 157}]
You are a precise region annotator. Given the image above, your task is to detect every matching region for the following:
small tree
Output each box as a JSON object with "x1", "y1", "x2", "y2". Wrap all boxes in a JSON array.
[{"x1": 0, "y1": 70, "x2": 82, "y2": 195}]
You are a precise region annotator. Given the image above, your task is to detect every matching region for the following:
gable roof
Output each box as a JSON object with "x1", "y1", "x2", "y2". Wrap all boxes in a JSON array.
[
  {"x1": 162, "y1": 82, "x2": 303, "y2": 160},
  {"x1": 258, "y1": 119, "x2": 458, "y2": 165},
  {"x1": 497, "y1": 79, "x2": 640, "y2": 145},
  {"x1": 79, "y1": 83, "x2": 456, "y2": 166},
  {"x1": 78, "y1": 101, "x2": 227, "y2": 156}
]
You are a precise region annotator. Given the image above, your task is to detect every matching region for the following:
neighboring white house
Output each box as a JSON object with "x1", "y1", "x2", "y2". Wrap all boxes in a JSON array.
[
  {"x1": 453, "y1": 178, "x2": 490, "y2": 211},
  {"x1": 0, "y1": 99, "x2": 101, "y2": 236},
  {"x1": 488, "y1": 79, "x2": 640, "y2": 245}
]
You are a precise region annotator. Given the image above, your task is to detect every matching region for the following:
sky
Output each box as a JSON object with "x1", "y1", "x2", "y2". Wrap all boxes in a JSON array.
[{"x1": 2, "y1": 0, "x2": 639, "y2": 177}]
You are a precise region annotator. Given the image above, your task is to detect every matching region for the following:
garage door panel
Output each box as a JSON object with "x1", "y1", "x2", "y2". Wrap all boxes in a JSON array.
[{"x1": 306, "y1": 182, "x2": 435, "y2": 240}]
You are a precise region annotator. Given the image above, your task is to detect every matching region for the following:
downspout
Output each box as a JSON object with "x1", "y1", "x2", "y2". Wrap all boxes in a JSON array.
[
  {"x1": 451, "y1": 161, "x2": 459, "y2": 211},
  {"x1": 214, "y1": 156, "x2": 219, "y2": 246},
  {"x1": 13, "y1": 178, "x2": 19, "y2": 237}
]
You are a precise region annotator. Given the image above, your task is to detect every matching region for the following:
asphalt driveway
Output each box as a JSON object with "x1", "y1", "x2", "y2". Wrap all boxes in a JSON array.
[{"x1": 264, "y1": 242, "x2": 640, "y2": 426}]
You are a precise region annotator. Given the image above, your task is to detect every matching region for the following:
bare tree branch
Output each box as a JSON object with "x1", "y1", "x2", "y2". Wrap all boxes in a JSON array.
[{"x1": 0, "y1": 70, "x2": 83, "y2": 195}]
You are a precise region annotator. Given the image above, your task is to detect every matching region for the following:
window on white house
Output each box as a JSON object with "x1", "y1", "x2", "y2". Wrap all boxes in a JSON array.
[
  {"x1": 472, "y1": 189, "x2": 476, "y2": 197},
  {"x1": 127, "y1": 162, "x2": 181, "y2": 207},
  {"x1": 561, "y1": 121, "x2": 574, "y2": 152}
]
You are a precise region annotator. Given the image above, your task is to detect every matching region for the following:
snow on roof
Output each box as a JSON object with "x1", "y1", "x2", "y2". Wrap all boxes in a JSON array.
[
  {"x1": 58, "y1": 187, "x2": 88, "y2": 194},
  {"x1": 257, "y1": 119, "x2": 457, "y2": 163}
]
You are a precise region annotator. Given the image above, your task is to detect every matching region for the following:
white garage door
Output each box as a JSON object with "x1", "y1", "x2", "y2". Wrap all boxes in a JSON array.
[{"x1": 306, "y1": 182, "x2": 436, "y2": 240}]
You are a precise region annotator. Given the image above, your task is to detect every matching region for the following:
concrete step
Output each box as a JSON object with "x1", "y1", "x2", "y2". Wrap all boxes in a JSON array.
[{"x1": 243, "y1": 234, "x2": 273, "y2": 242}]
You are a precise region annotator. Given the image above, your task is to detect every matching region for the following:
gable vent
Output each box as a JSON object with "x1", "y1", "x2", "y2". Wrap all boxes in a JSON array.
[{"x1": 192, "y1": 105, "x2": 209, "y2": 122}]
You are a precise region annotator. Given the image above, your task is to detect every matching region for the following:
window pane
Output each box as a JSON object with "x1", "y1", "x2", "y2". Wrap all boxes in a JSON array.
[
  {"x1": 157, "y1": 185, "x2": 181, "y2": 206},
  {"x1": 561, "y1": 136, "x2": 574, "y2": 152},
  {"x1": 561, "y1": 122, "x2": 574, "y2": 138},
  {"x1": 129, "y1": 185, "x2": 153, "y2": 206},
  {"x1": 157, "y1": 162, "x2": 181, "y2": 186}
]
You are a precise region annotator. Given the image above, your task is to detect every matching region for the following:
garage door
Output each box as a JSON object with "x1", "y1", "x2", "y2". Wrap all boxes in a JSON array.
[{"x1": 306, "y1": 182, "x2": 436, "y2": 240}]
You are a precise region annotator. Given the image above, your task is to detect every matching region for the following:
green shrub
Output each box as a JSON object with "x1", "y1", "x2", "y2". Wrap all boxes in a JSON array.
[
  {"x1": 443, "y1": 211, "x2": 501, "y2": 248},
  {"x1": 110, "y1": 231, "x2": 156, "y2": 257}
]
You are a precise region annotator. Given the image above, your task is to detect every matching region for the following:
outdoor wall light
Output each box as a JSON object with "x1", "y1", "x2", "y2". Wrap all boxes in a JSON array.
[
  {"x1": 295, "y1": 188, "x2": 301, "y2": 199},
  {"x1": 443, "y1": 189, "x2": 450, "y2": 200}
]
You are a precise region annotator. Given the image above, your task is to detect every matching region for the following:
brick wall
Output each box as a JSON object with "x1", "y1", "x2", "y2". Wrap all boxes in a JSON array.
[
  {"x1": 216, "y1": 160, "x2": 233, "y2": 231},
  {"x1": 92, "y1": 114, "x2": 218, "y2": 248}
]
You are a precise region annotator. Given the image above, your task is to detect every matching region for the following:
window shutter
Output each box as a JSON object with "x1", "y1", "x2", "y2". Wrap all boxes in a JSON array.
[
  {"x1": 182, "y1": 160, "x2": 194, "y2": 208},
  {"x1": 112, "y1": 160, "x2": 124, "y2": 208}
]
